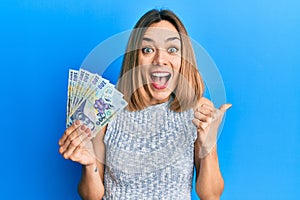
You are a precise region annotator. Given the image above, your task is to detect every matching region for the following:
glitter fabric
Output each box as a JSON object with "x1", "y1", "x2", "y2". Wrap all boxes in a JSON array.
[{"x1": 103, "y1": 101, "x2": 197, "y2": 200}]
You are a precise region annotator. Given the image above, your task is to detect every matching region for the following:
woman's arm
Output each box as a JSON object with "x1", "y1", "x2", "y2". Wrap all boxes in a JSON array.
[
  {"x1": 192, "y1": 97, "x2": 231, "y2": 200},
  {"x1": 78, "y1": 126, "x2": 107, "y2": 200},
  {"x1": 194, "y1": 142, "x2": 224, "y2": 200},
  {"x1": 59, "y1": 119, "x2": 107, "y2": 200},
  {"x1": 78, "y1": 161, "x2": 105, "y2": 200}
]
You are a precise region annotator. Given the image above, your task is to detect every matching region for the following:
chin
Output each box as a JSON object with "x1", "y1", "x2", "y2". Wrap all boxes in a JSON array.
[{"x1": 148, "y1": 89, "x2": 173, "y2": 104}]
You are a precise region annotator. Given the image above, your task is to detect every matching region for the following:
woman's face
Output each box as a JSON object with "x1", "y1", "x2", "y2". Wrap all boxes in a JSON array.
[{"x1": 138, "y1": 20, "x2": 182, "y2": 105}]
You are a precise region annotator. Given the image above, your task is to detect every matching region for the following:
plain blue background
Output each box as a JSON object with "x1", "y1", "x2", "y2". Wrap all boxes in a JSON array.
[{"x1": 1, "y1": 0, "x2": 299, "y2": 199}]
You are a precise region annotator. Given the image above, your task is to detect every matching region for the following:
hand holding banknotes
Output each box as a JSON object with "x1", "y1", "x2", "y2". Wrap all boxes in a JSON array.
[
  {"x1": 58, "y1": 120, "x2": 96, "y2": 165},
  {"x1": 59, "y1": 68, "x2": 127, "y2": 165}
]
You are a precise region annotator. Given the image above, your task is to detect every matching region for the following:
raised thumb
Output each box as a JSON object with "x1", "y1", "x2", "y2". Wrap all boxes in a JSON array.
[{"x1": 219, "y1": 103, "x2": 232, "y2": 113}]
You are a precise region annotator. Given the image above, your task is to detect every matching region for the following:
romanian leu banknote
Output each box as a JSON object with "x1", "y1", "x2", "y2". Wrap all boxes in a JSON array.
[{"x1": 66, "y1": 68, "x2": 127, "y2": 137}]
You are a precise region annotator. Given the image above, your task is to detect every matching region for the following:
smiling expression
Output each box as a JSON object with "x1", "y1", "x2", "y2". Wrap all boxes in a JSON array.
[{"x1": 138, "y1": 20, "x2": 182, "y2": 105}]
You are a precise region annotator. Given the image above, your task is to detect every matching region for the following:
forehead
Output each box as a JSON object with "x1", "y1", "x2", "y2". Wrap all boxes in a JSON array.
[{"x1": 143, "y1": 20, "x2": 180, "y2": 40}]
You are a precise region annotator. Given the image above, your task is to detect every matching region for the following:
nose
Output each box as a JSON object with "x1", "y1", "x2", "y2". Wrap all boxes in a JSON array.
[{"x1": 153, "y1": 48, "x2": 167, "y2": 66}]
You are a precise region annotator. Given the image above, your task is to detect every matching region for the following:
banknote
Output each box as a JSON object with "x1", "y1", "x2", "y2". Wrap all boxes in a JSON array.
[
  {"x1": 66, "y1": 69, "x2": 72, "y2": 119},
  {"x1": 73, "y1": 69, "x2": 94, "y2": 113},
  {"x1": 66, "y1": 68, "x2": 127, "y2": 137},
  {"x1": 71, "y1": 69, "x2": 85, "y2": 113},
  {"x1": 66, "y1": 69, "x2": 78, "y2": 125}
]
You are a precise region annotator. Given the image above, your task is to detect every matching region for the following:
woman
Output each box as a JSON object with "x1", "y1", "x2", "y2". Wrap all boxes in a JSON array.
[{"x1": 59, "y1": 9, "x2": 231, "y2": 200}]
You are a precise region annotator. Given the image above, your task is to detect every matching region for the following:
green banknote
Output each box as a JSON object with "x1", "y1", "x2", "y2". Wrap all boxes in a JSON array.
[{"x1": 66, "y1": 68, "x2": 127, "y2": 137}]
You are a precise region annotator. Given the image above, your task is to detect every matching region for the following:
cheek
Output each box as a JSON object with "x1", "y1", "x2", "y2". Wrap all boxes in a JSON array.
[
  {"x1": 139, "y1": 64, "x2": 150, "y2": 81},
  {"x1": 172, "y1": 57, "x2": 181, "y2": 72},
  {"x1": 138, "y1": 53, "x2": 153, "y2": 66}
]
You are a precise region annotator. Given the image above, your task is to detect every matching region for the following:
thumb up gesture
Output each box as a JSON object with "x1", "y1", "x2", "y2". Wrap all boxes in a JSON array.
[{"x1": 192, "y1": 97, "x2": 232, "y2": 158}]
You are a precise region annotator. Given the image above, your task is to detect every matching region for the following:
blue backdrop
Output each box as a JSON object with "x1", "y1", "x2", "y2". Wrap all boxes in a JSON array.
[{"x1": 1, "y1": 0, "x2": 299, "y2": 199}]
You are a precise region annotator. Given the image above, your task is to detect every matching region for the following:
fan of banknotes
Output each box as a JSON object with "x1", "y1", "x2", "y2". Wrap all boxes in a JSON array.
[{"x1": 66, "y1": 68, "x2": 128, "y2": 137}]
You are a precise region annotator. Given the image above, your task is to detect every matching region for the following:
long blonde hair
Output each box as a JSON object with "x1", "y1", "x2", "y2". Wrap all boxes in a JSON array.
[{"x1": 117, "y1": 9, "x2": 204, "y2": 112}]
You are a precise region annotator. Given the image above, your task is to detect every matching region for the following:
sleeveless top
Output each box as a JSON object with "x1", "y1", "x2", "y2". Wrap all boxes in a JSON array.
[{"x1": 103, "y1": 101, "x2": 197, "y2": 200}]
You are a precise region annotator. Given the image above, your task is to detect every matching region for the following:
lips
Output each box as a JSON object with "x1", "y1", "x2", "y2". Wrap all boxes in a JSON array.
[{"x1": 150, "y1": 71, "x2": 171, "y2": 89}]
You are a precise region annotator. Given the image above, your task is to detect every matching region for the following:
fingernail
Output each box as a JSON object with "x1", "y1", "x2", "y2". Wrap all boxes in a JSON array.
[{"x1": 81, "y1": 125, "x2": 86, "y2": 130}]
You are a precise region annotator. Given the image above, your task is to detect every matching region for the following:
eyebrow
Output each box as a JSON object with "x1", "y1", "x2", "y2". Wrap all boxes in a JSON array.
[
  {"x1": 142, "y1": 36, "x2": 180, "y2": 43},
  {"x1": 165, "y1": 37, "x2": 180, "y2": 42}
]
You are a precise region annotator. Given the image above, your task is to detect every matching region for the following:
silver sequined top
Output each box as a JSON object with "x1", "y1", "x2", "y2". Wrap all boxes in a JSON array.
[{"x1": 103, "y1": 101, "x2": 197, "y2": 200}]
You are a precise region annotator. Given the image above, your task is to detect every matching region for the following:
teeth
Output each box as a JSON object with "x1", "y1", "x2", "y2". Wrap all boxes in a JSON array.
[{"x1": 151, "y1": 72, "x2": 170, "y2": 77}]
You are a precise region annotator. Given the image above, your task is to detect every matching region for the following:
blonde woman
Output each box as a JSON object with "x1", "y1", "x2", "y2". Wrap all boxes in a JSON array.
[{"x1": 59, "y1": 9, "x2": 231, "y2": 200}]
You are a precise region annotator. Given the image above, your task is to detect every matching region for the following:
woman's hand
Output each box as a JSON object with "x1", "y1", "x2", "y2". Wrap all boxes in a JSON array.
[
  {"x1": 58, "y1": 120, "x2": 96, "y2": 166},
  {"x1": 193, "y1": 97, "x2": 232, "y2": 158}
]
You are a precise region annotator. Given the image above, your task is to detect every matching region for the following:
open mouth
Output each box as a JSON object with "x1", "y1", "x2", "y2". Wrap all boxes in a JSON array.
[{"x1": 150, "y1": 71, "x2": 171, "y2": 89}]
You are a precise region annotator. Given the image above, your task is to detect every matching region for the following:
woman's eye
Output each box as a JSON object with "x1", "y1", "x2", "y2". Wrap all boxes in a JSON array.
[
  {"x1": 167, "y1": 47, "x2": 178, "y2": 53},
  {"x1": 142, "y1": 47, "x2": 154, "y2": 54}
]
